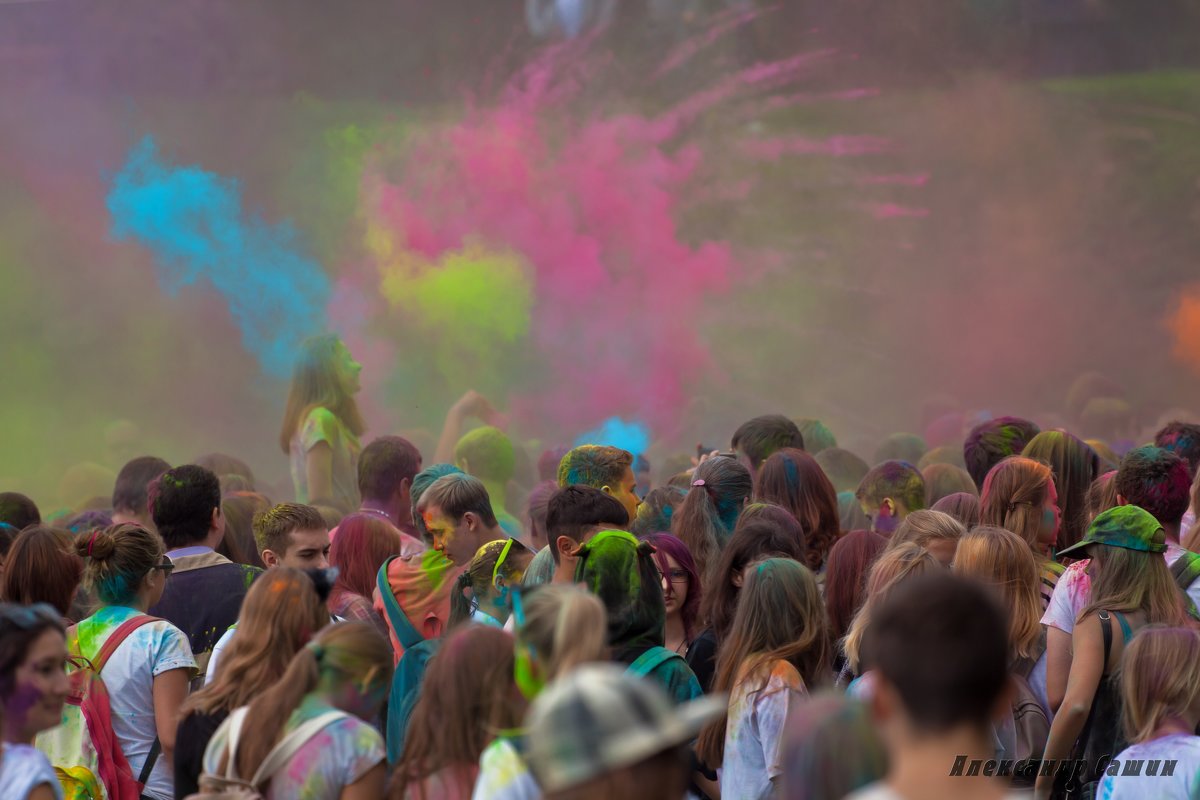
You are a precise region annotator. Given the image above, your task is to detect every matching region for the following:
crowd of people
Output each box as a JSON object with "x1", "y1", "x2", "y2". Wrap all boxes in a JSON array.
[{"x1": 3, "y1": 334, "x2": 1200, "y2": 800}]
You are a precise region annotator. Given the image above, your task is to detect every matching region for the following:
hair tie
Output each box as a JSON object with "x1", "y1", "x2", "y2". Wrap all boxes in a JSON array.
[
  {"x1": 307, "y1": 642, "x2": 325, "y2": 662},
  {"x1": 692, "y1": 478, "x2": 716, "y2": 503},
  {"x1": 692, "y1": 479, "x2": 706, "y2": 487},
  {"x1": 86, "y1": 530, "x2": 101, "y2": 557}
]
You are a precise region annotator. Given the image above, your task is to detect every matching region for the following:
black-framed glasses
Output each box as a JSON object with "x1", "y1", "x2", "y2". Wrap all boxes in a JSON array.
[{"x1": 150, "y1": 557, "x2": 175, "y2": 576}]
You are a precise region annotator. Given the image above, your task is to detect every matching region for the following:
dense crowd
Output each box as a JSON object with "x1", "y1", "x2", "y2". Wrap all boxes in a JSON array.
[{"x1": 3, "y1": 334, "x2": 1200, "y2": 800}]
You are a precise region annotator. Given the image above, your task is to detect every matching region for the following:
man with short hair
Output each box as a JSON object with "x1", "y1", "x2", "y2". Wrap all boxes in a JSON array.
[
  {"x1": 852, "y1": 573, "x2": 1020, "y2": 800},
  {"x1": 252, "y1": 502, "x2": 331, "y2": 570},
  {"x1": 855, "y1": 461, "x2": 926, "y2": 534},
  {"x1": 0, "y1": 492, "x2": 40, "y2": 531},
  {"x1": 149, "y1": 464, "x2": 261, "y2": 677},
  {"x1": 111, "y1": 455, "x2": 170, "y2": 529},
  {"x1": 731, "y1": 414, "x2": 805, "y2": 472},
  {"x1": 356, "y1": 435, "x2": 425, "y2": 549},
  {"x1": 962, "y1": 416, "x2": 1041, "y2": 491},
  {"x1": 455, "y1": 425, "x2": 523, "y2": 538},
  {"x1": 418, "y1": 472, "x2": 509, "y2": 566},
  {"x1": 525, "y1": 663, "x2": 723, "y2": 800},
  {"x1": 545, "y1": 485, "x2": 630, "y2": 584},
  {"x1": 557, "y1": 445, "x2": 640, "y2": 522}
]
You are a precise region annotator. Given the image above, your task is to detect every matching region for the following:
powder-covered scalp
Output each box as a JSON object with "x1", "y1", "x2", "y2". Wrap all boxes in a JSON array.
[
  {"x1": 1115, "y1": 446, "x2": 1192, "y2": 527},
  {"x1": 454, "y1": 426, "x2": 516, "y2": 484},
  {"x1": 574, "y1": 529, "x2": 665, "y2": 654},
  {"x1": 855, "y1": 460, "x2": 925, "y2": 512}
]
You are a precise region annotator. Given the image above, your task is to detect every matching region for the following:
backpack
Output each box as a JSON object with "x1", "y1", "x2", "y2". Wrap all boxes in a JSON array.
[
  {"x1": 1170, "y1": 551, "x2": 1200, "y2": 620},
  {"x1": 185, "y1": 706, "x2": 347, "y2": 799},
  {"x1": 1009, "y1": 632, "x2": 1050, "y2": 786},
  {"x1": 626, "y1": 646, "x2": 703, "y2": 704},
  {"x1": 627, "y1": 646, "x2": 680, "y2": 678},
  {"x1": 377, "y1": 558, "x2": 440, "y2": 765},
  {"x1": 36, "y1": 615, "x2": 163, "y2": 800}
]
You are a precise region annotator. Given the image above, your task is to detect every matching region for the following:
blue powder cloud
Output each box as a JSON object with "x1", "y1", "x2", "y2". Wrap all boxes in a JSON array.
[
  {"x1": 107, "y1": 136, "x2": 330, "y2": 377},
  {"x1": 575, "y1": 416, "x2": 650, "y2": 456}
]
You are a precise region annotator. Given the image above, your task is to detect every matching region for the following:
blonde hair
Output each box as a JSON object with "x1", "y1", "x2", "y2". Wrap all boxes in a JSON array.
[
  {"x1": 888, "y1": 510, "x2": 964, "y2": 552},
  {"x1": 842, "y1": 542, "x2": 940, "y2": 672},
  {"x1": 448, "y1": 539, "x2": 534, "y2": 629},
  {"x1": 517, "y1": 585, "x2": 608, "y2": 681},
  {"x1": 182, "y1": 568, "x2": 330, "y2": 717},
  {"x1": 979, "y1": 456, "x2": 1053, "y2": 559},
  {"x1": 1120, "y1": 626, "x2": 1200, "y2": 743},
  {"x1": 1184, "y1": 471, "x2": 1200, "y2": 552},
  {"x1": 1078, "y1": 544, "x2": 1189, "y2": 627},
  {"x1": 953, "y1": 526, "x2": 1042, "y2": 661}
]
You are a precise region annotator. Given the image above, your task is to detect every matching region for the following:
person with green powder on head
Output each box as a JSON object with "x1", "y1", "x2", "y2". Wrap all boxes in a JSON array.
[
  {"x1": 574, "y1": 528, "x2": 703, "y2": 706},
  {"x1": 454, "y1": 425, "x2": 524, "y2": 540}
]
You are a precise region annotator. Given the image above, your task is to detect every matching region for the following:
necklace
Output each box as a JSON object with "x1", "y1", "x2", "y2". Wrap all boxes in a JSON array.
[{"x1": 358, "y1": 507, "x2": 394, "y2": 524}]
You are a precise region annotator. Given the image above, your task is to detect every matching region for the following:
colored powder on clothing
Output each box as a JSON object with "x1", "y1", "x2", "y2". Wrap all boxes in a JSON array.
[
  {"x1": 107, "y1": 136, "x2": 331, "y2": 378},
  {"x1": 574, "y1": 417, "x2": 650, "y2": 456}
]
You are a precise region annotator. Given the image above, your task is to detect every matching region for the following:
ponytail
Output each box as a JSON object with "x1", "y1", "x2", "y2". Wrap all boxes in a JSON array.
[
  {"x1": 448, "y1": 570, "x2": 476, "y2": 630},
  {"x1": 670, "y1": 458, "x2": 752, "y2": 589}
]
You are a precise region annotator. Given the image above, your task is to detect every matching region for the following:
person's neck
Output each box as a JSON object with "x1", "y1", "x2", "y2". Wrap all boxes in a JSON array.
[
  {"x1": 552, "y1": 558, "x2": 576, "y2": 585},
  {"x1": 359, "y1": 498, "x2": 401, "y2": 526},
  {"x1": 3, "y1": 720, "x2": 35, "y2": 746},
  {"x1": 664, "y1": 612, "x2": 687, "y2": 652},
  {"x1": 1164, "y1": 522, "x2": 1182, "y2": 544},
  {"x1": 1149, "y1": 715, "x2": 1197, "y2": 741},
  {"x1": 886, "y1": 726, "x2": 1005, "y2": 800},
  {"x1": 479, "y1": 478, "x2": 510, "y2": 516}
]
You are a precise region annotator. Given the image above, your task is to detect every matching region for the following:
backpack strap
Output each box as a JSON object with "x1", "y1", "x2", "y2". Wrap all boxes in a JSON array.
[
  {"x1": 90, "y1": 615, "x2": 163, "y2": 672},
  {"x1": 377, "y1": 559, "x2": 424, "y2": 650},
  {"x1": 248, "y1": 711, "x2": 349, "y2": 787},
  {"x1": 627, "y1": 646, "x2": 681, "y2": 678},
  {"x1": 1171, "y1": 553, "x2": 1200, "y2": 620}
]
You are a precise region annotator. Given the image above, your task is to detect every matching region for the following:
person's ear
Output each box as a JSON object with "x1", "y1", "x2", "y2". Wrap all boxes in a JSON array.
[
  {"x1": 212, "y1": 506, "x2": 225, "y2": 532},
  {"x1": 872, "y1": 676, "x2": 896, "y2": 723},
  {"x1": 458, "y1": 457, "x2": 471, "y2": 474},
  {"x1": 732, "y1": 569, "x2": 745, "y2": 588},
  {"x1": 880, "y1": 498, "x2": 896, "y2": 517},
  {"x1": 600, "y1": 484, "x2": 615, "y2": 497},
  {"x1": 262, "y1": 549, "x2": 280, "y2": 569},
  {"x1": 397, "y1": 477, "x2": 412, "y2": 501},
  {"x1": 463, "y1": 512, "x2": 478, "y2": 532},
  {"x1": 556, "y1": 535, "x2": 580, "y2": 561},
  {"x1": 1116, "y1": 493, "x2": 1129, "y2": 506}
]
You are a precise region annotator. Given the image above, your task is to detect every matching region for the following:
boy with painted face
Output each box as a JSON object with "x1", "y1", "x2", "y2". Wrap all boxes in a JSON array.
[
  {"x1": 556, "y1": 445, "x2": 641, "y2": 523},
  {"x1": 418, "y1": 473, "x2": 510, "y2": 567},
  {"x1": 855, "y1": 461, "x2": 926, "y2": 535}
]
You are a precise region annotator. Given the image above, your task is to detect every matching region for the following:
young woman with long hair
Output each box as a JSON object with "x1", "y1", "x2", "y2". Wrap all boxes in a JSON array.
[
  {"x1": 391, "y1": 626, "x2": 525, "y2": 800},
  {"x1": 0, "y1": 603, "x2": 69, "y2": 800},
  {"x1": 695, "y1": 558, "x2": 831, "y2": 800},
  {"x1": 687, "y1": 504, "x2": 808, "y2": 693},
  {"x1": 840, "y1": 542, "x2": 940, "y2": 684},
  {"x1": 979, "y1": 456, "x2": 1063, "y2": 610},
  {"x1": 670, "y1": 456, "x2": 752, "y2": 588},
  {"x1": 1, "y1": 526, "x2": 84, "y2": 622},
  {"x1": 1096, "y1": 626, "x2": 1200, "y2": 799},
  {"x1": 281, "y1": 334, "x2": 366, "y2": 513},
  {"x1": 1036, "y1": 507, "x2": 1191, "y2": 797},
  {"x1": 201, "y1": 621, "x2": 392, "y2": 800},
  {"x1": 754, "y1": 448, "x2": 841, "y2": 572},
  {"x1": 57, "y1": 524, "x2": 194, "y2": 800},
  {"x1": 174, "y1": 567, "x2": 331, "y2": 797},
  {"x1": 823, "y1": 529, "x2": 888, "y2": 669},
  {"x1": 328, "y1": 513, "x2": 402, "y2": 635},
  {"x1": 645, "y1": 533, "x2": 702, "y2": 656},
  {"x1": 1021, "y1": 430, "x2": 1099, "y2": 552},
  {"x1": 472, "y1": 585, "x2": 608, "y2": 800},
  {"x1": 447, "y1": 539, "x2": 535, "y2": 630},
  {"x1": 953, "y1": 526, "x2": 1049, "y2": 713}
]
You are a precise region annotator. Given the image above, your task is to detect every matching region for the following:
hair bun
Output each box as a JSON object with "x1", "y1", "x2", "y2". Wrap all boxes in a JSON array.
[{"x1": 75, "y1": 528, "x2": 116, "y2": 561}]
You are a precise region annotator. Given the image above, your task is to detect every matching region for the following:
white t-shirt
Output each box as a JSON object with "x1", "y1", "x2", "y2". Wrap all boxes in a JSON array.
[
  {"x1": 202, "y1": 698, "x2": 385, "y2": 799},
  {"x1": 1042, "y1": 545, "x2": 1200, "y2": 635},
  {"x1": 472, "y1": 738, "x2": 540, "y2": 800},
  {"x1": 0, "y1": 743, "x2": 63, "y2": 800},
  {"x1": 847, "y1": 783, "x2": 1028, "y2": 800},
  {"x1": 722, "y1": 660, "x2": 805, "y2": 800},
  {"x1": 1096, "y1": 734, "x2": 1200, "y2": 799},
  {"x1": 76, "y1": 606, "x2": 197, "y2": 800},
  {"x1": 204, "y1": 623, "x2": 237, "y2": 686}
]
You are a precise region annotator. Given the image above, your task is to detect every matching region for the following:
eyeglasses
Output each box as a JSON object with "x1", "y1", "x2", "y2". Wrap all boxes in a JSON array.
[
  {"x1": 150, "y1": 557, "x2": 175, "y2": 576},
  {"x1": 658, "y1": 569, "x2": 688, "y2": 585}
]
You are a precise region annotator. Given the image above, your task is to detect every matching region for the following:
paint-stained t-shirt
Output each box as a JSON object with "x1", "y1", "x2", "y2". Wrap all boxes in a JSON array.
[
  {"x1": 722, "y1": 659, "x2": 806, "y2": 800},
  {"x1": 1, "y1": 743, "x2": 63, "y2": 800},
  {"x1": 1096, "y1": 734, "x2": 1200, "y2": 800},
  {"x1": 472, "y1": 737, "x2": 539, "y2": 800},
  {"x1": 290, "y1": 406, "x2": 361, "y2": 512},
  {"x1": 71, "y1": 606, "x2": 196, "y2": 800},
  {"x1": 202, "y1": 697, "x2": 384, "y2": 800}
]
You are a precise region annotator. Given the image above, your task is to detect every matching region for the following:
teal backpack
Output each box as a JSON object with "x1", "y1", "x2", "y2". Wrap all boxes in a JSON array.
[
  {"x1": 376, "y1": 558, "x2": 440, "y2": 765},
  {"x1": 626, "y1": 645, "x2": 703, "y2": 704}
]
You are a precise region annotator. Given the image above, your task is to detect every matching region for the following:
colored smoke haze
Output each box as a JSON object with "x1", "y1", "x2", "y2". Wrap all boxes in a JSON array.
[
  {"x1": 107, "y1": 136, "x2": 331, "y2": 378},
  {"x1": 358, "y1": 48, "x2": 738, "y2": 434},
  {"x1": 1168, "y1": 287, "x2": 1200, "y2": 375},
  {"x1": 574, "y1": 417, "x2": 651, "y2": 456}
]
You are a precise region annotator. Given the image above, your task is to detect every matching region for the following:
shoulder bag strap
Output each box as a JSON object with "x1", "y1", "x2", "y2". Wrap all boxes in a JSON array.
[
  {"x1": 376, "y1": 559, "x2": 424, "y2": 650},
  {"x1": 248, "y1": 711, "x2": 349, "y2": 788},
  {"x1": 628, "y1": 646, "x2": 680, "y2": 677}
]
